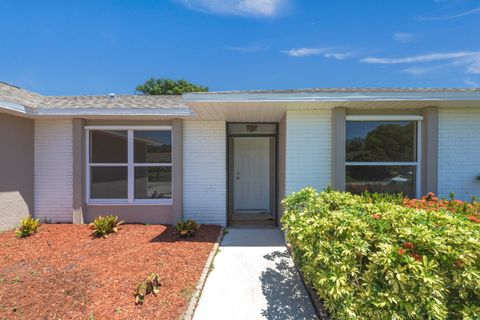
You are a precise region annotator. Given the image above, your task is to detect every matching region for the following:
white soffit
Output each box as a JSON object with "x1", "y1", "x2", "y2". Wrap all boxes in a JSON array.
[{"x1": 186, "y1": 99, "x2": 480, "y2": 122}]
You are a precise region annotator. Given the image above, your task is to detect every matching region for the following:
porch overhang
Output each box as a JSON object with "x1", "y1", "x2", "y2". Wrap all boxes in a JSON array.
[{"x1": 185, "y1": 99, "x2": 480, "y2": 122}]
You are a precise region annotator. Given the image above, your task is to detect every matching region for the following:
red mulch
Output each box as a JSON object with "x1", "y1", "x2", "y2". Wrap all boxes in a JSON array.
[{"x1": 0, "y1": 224, "x2": 220, "y2": 320}]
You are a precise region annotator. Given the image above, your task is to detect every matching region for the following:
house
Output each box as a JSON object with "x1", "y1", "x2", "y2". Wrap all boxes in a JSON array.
[{"x1": 1, "y1": 81, "x2": 480, "y2": 230}]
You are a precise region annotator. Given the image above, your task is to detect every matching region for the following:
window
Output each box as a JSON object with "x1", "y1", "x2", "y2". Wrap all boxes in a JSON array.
[
  {"x1": 345, "y1": 116, "x2": 421, "y2": 198},
  {"x1": 86, "y1": 126, "x2": 172, "y2": 204}
]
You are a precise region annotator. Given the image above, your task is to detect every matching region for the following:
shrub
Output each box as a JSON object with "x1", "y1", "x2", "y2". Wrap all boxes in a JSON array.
[
  {"x1": 404, "y1": 192, "x2": 480, "y2": 220},
  {"x1": 176, "y1": 220, "x2": 198, "y2": 237},
  {"x1": 15, "y1": 217, "x2": 40, "y2": 238},
  {"x1": 282, "y1": 188, "x2": 480, "y2": 319},
  {"x1": 135, "y1": 272, "x2": 161, "y2": 305},
  {"x1": 89, "y1": 215, "x2": 124, "y2": 238}
]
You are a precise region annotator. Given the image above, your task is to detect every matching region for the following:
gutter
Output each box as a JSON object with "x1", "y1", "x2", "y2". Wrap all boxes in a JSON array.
[
  {"x1": 0, "y1": 99, "x2": 29, "y2": 115},
  {"x1": 32, "y1": 107, "x2": 194, "y2": 117},
  {"x1": 0, "y1": 104, "x2": 195, "y2": 117}
]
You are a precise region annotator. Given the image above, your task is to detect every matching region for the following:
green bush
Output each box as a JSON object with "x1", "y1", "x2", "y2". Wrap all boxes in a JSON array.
[
  {"x1": 176, "y1": 220, "x2": 199, "y2": 237},
  {"x1": 15, "y1": 217, "x2": 40, "y2": 238},
  {"x1": 281, "y1": 188, "x2": 480, "y2": 319},
  {"x1": 89, "y1": 215, "x2": 124, "y2": 238}
]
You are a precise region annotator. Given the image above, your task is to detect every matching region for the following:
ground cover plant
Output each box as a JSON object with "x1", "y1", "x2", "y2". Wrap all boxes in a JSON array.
[
  {"x1": 89, "y1": 215, "x2": 124, "y2": 238},
  {"x1": 282, "y1": 188, "x2": 480, "y2": 320},
  {"x1": 0, "y1": 224, "x2": 220, "y2": 319},
  {"x1": 176, "y1": 219, "x2": 199, "y2": 237},
  {"x1": 15, "y1": 217, "x2": 40, "y2": 238}
]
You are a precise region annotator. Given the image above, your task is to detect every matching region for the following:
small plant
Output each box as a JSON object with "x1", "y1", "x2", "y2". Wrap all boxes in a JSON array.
[
  {"x1": 135, "y1": 272, "x2": 161, "y2": 305},
  {"x1": 15, "y1": 217, "x2": 40, "y2": 238},
  {"x1": 175, "y1": 220, "x2": 199, "y2": 237},
  {"x1": 89, "y1": 215, "x2": 124, "y2": 238}
]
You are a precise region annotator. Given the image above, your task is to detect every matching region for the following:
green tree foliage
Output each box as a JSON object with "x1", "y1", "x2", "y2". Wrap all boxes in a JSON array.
[
  {"x1": 135, "y1": 78, "x2": 208, "y2": 95},
  {"x1": 346, "y1": 122, "x2": 415, "y2": 162}
]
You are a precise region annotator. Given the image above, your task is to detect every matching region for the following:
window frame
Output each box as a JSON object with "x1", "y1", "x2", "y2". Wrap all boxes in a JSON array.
[
  {"x1": 345, "y1": 115, "x2": 422, "y2": 198},
  {"x1": 85, "y1": 125, "x2": 173, "y2": 205}
]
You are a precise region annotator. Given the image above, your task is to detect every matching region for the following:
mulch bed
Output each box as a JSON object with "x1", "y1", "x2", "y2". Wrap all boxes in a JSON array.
[{"x1": 0, "y1": 224, "x2": 220, "y2": 320}]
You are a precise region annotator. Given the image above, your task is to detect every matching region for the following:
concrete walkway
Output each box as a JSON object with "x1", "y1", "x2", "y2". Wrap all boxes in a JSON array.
[{"x1": 193, "y1": 228, "x2": 317, "y2": 320}]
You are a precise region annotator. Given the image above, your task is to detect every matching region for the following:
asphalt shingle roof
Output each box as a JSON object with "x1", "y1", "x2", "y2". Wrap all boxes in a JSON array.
[
  {"x1": 0, "y1": 81, "x2": 43, "y2": 109},
  {"x1": 1, "y1": 81, "x2": 480, "y2": 111},
  {"x1": 0, "y1": 82, "x2": 189, "y2": 110},
  {"x1": 40, "y1": 95, "x2": 189, "y2": 109}
]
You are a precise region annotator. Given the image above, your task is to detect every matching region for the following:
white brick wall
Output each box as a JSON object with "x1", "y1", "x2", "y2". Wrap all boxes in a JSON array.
[
  {"x1": 438, "y1": 108, "x2": 480, "y2": 200},
  {"x1": 34, "y1": 120, "x2": 73, "y2": 222},
  {"x1": 183, "y1": 121, "x2": 227, "y2": 225},
  {"x1": 285, "y1": 110, "x2": 332, "y2": 194}
]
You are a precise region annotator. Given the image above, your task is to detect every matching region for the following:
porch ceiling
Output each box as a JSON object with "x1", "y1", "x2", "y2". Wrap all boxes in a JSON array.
[{"x1": 187, "y1": 100, "x2": 480, "y2": 121}]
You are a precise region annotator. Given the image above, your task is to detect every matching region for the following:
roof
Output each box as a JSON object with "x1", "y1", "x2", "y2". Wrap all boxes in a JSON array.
[
  {"x1": 0, "y1": 81, "x2": 43, "y2": 109},
  {"x1": 1, "y1": 81, "x2": 480, "y2": 118},
  {"x1": 40, "y1": 95, "x2": 188, "y2": 109},
  {"x1": 184, "y1": 87, "x2": 480, "y2": 102},
  {"x1": 0, "y1": 82, "x2": 190, "y2": 115}
]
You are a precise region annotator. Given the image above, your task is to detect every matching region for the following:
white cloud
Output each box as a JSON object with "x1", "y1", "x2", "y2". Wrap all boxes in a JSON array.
[
  {"x1": 361, "y1": 51, "x2": 480, "y2": 74},
  {"x1": 323, "y1": 52, "x2": 351, "y2": 60},
  {"x1": 361, "y1": 52, "x2": 478, "y2": 64},
  {"x1": 403, "y1": 65, "x2": 443, "y2": 75},
  {"x1": 176, "y1": 0, "x2": 289, "y2": 17},
  {"x1": 282, "y1": 47, "x2": 352, "y2": 59},
  {"x1": 282, "y1": 47, "x2": 327, "y2": 57},
  {"x1": 464, "y1": 79, "x2": 480, "y2": 87},
  {"x1": 393, "y1": 32, "x2": 413, "y2": 43},
  {"x1": 420, "y1": 7, "x2": 480, "y2": 20}
]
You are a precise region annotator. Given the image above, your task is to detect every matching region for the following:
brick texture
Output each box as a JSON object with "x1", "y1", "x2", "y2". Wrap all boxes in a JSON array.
[{"x1": 438, "y1": 108, "x2": 480, "y2": 200}]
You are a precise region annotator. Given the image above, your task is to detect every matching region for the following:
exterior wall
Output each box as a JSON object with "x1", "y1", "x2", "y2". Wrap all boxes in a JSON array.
[
  {"x1": 331, "y1": 107, "x2": 346, "y2": 190},
  {"x1": 285, "y1": 110, "x2": 332, "y2": 194},
  {"x1": 0, "y1": 113, "x2": 34, "y2": 231},
  {"x1": 72, "y1": 119, "x2": 86, "y2": 224},
  {"x1": 277, "y1": 114, "x2": 287, "y2": 227},
  {"x1": 438, "y1": 108, "x2": 480, "y2": 200},
  {"x1": 183, "y1": 121, "x2": 227, "y2": 225},
  {"x1": 34, "y1": 120, "x2": 73, "y2": 222},
  {"x1": 85, "y1": 205, "x2": 175, "y2": 224},
  {"x1": 421, "y1": 107, "x2": 439, "y2": 195}
]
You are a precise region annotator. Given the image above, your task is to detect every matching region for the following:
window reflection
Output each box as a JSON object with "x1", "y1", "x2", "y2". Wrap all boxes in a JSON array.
[
  {"x1": 346, "y1": 121, "x2": 416, "y2": 162},
  {"x1": 135, "y1": 167, "x2": 172, "y2": 199},
  {"x1": 346, "y1": 166, "x2": 416, "y2": 198},
  {"x1": 134, "y1": 131, "x2": 172, "y2": 163},
  {"x1": 90, "y1": 131, "x2": 128, "y2": 163}
]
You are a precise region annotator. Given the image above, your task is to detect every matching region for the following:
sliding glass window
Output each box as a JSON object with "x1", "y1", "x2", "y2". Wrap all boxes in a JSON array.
[
  {"x1": 87, "y1": 127, "x2": 172, "y2": 204},
  {"x1": 345, "y1": 119, "x2": 420, "y2": 198}
]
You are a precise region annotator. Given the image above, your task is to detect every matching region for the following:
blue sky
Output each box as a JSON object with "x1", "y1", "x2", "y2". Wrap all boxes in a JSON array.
[{"x1": 1, "y1": 0, "x2": 479, "y2": 95}]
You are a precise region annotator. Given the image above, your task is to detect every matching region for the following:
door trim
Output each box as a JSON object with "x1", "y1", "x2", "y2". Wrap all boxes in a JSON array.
[{"x1": 226, "y1": 122, "x2": 278, "y2": 227}]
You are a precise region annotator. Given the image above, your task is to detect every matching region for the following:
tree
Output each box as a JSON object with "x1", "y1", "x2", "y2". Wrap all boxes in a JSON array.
[{"x1": 135, "y1": 78, "x2": 208, "y2": 95}]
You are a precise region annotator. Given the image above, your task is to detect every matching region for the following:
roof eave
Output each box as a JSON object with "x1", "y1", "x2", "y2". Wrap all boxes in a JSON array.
[
  {"x1": 32, "y1": 107, "x2": 194, "y2": 117},
  {"x1": 183, "y1": 91, "x2": 480, "y2": 102},
  {"x1": 0, "y1": 99, "x2": 31, "y2": 115}
]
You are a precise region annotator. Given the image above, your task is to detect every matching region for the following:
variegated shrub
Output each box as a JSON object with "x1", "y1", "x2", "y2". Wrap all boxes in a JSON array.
[{"x1": 282, "y1": 188, "x2": 480, "y2": 320}]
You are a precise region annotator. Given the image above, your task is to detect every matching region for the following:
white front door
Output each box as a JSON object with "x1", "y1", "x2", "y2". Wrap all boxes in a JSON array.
[{"x1": 233, "y1": 137, "x2": 271, "y2": 213}]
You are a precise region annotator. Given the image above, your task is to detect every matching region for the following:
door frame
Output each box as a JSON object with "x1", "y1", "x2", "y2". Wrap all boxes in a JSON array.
[{"x1": 226, "y1": 122, "x2": 279, "y2": 227}]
